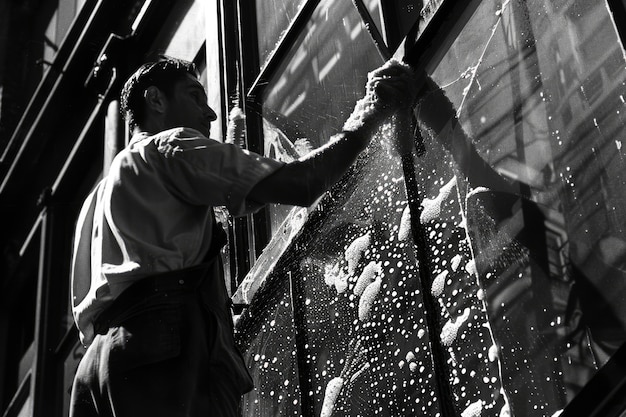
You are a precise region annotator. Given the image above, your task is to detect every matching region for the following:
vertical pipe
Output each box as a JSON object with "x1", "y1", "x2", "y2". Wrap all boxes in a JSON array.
[
  {"x1": 236, "y1": 1, "x2": 272, "y2": 262},
  {"x1": 232, "y1": 0, "x2": 259, "y2": 277},
  {"x1": 217, "y1": 0, "x2": 243, "y2": 286},
  {"x1": 104, "y1": 99, "x2": 122, "y2": 176}
]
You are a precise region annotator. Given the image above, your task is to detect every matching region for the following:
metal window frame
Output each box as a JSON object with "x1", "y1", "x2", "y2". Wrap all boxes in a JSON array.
[
  {"x1": 234, "y1": 0, "x2": 476, "y2": 273},
  {"x1": 231, "y1": 0, "x2": 420, "y2": 415},
  {"x1": 226, "y1": 0, "x2": 326, "y2": 284},
  {"x1": 236, "y1": 0, "x2": 268, "y2": 267}
]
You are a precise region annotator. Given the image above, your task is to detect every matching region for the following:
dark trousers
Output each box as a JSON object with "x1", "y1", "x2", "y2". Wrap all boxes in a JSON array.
[{"x1": 69, "y1": 263, "x2": 253, "y2": 417}]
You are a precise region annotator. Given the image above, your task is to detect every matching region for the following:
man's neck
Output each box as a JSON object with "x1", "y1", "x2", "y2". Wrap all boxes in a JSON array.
[{"x1": 132, "y1": 126, "x2": 146, "y2": 136}]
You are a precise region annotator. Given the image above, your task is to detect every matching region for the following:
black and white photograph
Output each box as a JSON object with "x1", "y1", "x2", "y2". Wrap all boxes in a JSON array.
[{"x1": 1, "y1": 1, "x2": 626, "y2": 416}]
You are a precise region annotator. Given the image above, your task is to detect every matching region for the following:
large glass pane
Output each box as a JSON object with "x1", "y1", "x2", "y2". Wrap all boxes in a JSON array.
[
  {"x1": 418, "y1": 0, "x2": 626, "y2": 414},
  {"x1": 238, "y1": 1, "x2": 626, "y2": 416},
  {"x1": 260, "y1": 0, "x2": 385, "y2": 234},
  {"x1": 237, "y1": 140, "x2": 450, "y2": 416},
  {"x1": 236, "y1": 283, "x2": 303, "y2": 415}
]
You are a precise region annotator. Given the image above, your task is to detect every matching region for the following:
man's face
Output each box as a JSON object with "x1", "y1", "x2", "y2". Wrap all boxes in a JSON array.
[{"x1": 163, "y1": 73, "x2": 217, "y2": 137}]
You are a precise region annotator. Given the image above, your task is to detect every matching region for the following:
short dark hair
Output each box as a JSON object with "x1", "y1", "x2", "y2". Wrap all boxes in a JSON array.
[{"x1": 120, "y1": 56, "x2": 198, "y2": 130}]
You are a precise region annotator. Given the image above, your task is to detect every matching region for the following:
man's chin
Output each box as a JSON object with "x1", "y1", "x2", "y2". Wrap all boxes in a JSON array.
[{"x1": 198, "y1": 125, "x2": 210, "y2": 137}]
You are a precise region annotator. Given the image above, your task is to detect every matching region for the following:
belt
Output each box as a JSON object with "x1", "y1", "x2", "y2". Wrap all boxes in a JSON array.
[{"x1": 93, "y1": 261, "x2": 217, "y2": 335}]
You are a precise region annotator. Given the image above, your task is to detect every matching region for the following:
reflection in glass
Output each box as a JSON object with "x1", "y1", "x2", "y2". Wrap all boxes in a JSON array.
[
  {"x1": 260, "y1": 0, "x2": 384, "y2": 234},
  {"x1": 424, "y1": 0, "x2": 626, "y2": 414},
  {"x1": 255, "y1": 1, "x2": 385, "y2": 69},
  {"x1": 238, "y1": 0, "x2": 626, "y2": 416},
  {"x1": 238, "y1": 139, "x2": 456, "y2": 416},
  {"x1": 237, "y1": 282, "x2": 303, "y2": 416},
  {"x1": 255, "y1": 0, "x2": 308, "y2": 66}
]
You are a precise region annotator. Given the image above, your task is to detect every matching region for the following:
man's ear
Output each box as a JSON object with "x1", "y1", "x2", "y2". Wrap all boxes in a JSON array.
[{"x1": 144, "y1": 86, "x2": 167, "y2": 114}]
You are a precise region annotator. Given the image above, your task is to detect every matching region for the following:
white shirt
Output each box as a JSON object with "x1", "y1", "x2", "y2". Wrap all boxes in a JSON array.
[{"x1": 71, "y1": 127, "x2": 284, "y2": 345}]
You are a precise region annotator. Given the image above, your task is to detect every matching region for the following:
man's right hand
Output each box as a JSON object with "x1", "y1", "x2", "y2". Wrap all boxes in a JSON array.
[
  {"x1": 343, "y1": 59, "x2": 418, "y2": 134},
  {"x1": 366, "y1": 59, "x2": 417, "y2": 113}
]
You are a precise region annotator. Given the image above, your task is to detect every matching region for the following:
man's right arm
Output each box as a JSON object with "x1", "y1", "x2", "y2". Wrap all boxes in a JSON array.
[
  {"x1": 247, "y1": 128, "x2": 372, "y2": 207},
  {"x1": 248, "y1": 59, "x2": 417, "y2": 208}
]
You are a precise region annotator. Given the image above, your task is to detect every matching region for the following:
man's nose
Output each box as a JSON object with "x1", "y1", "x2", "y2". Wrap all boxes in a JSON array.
[{"x1": 205, "y1": 106, "x2": 217, "y2": 122}]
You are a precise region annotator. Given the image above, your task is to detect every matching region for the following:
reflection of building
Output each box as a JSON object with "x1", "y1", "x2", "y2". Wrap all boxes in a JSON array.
[
  {"x1": 261, "y1": 1, "x2": 383, "y2": 148},
  {"x1": 431, "y1": 0, "x2": 626, "y2": 409},
  {"x1": 553, "y1": 2, "x2": 626, "y2": 396},
  {"x1": 540, "y1": 0, "x2": 626, "y2": 245},
  {"x1": 516, "y1": 0, "x2": 626, "y2": 381}
]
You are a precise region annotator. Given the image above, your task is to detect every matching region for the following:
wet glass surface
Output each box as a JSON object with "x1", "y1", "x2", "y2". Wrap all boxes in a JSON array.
[
  {"x1": 236, "y1": 0, "x2": 626, "y2": 415},
  {"x1": 256, "y1": 1, "x2": 386, "y2": 69},
  {"x1": 237, "y1": 139, "x2": 449, "y2": 416},
  {"x1": 255, "y1": 0, "x2": 308, "y2": 67},
  {"x1": 427, "y1": 1, "x2": 626, "y2": 413},
  {"x1": 259, "y1": 0, "x2": 384, "y2": 234}
]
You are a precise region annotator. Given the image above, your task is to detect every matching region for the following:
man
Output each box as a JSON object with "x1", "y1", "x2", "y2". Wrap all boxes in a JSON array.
[{"x1": 69, "y1": 56, "x2": 416, "y2": 416}]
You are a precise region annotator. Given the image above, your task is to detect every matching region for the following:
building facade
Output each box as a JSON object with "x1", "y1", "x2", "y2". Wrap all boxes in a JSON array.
[{"x1": 2, "y1": 1, "x2": 626, "y2": 416}]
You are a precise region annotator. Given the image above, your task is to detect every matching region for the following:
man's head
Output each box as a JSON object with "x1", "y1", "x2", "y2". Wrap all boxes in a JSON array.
[{"x1": 120, "y1": 56, "x2": 217, "y2": 136}]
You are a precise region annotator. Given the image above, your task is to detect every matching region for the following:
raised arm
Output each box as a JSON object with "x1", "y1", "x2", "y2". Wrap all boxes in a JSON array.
[
  {"x1": 247, "y1": 129, "x2": 371, "y2": 207},
  {"x1": 248, "y1": 59, "x2": 417, "y2": 207}
]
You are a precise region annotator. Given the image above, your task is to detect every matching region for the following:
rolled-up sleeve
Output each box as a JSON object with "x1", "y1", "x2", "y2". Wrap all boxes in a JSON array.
[{"x1": 153, "y1": 128, "x2": 284, "y2": 216}]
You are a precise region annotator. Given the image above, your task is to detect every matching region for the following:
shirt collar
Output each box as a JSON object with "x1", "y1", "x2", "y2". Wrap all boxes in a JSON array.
[{"x1": 129, "y1": 131, "x2": 151, "y2": 146}]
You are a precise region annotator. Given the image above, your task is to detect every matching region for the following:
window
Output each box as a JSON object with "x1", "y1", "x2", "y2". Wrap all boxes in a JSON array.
[
  {"x1": 260, "y1": 0, "x2": 386, "y2": 233},
  {"x1": 419, "y1": 0, "x2": 626, "y2": 412},
  {"x1": 235, "y1": 0, "x2": 626, "y2": 416}
]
